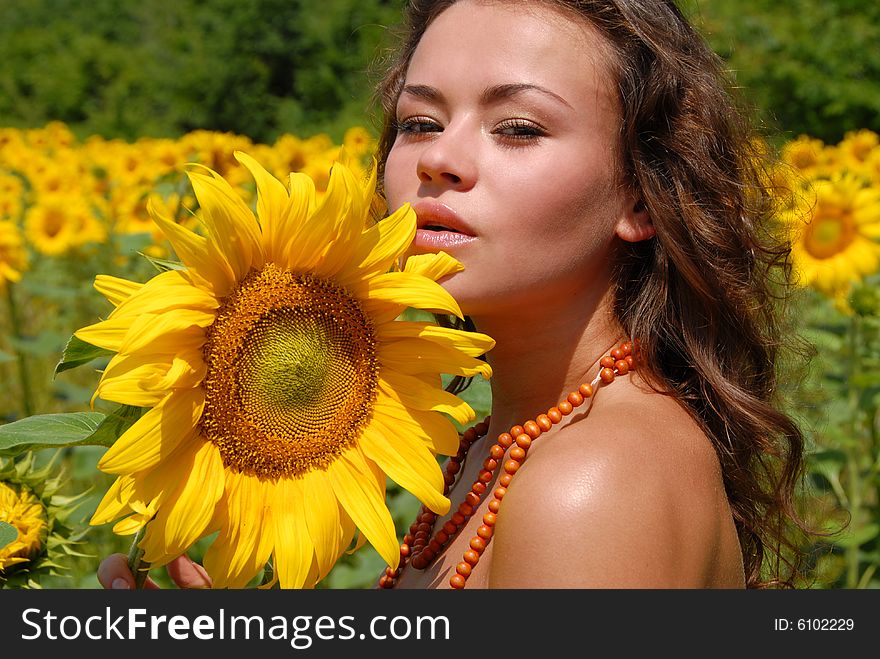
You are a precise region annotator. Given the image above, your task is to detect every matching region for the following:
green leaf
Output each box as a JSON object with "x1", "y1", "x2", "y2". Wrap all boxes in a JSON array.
[
  {"x1": 0, "y1": 412, "x2": 106, "y2": 456},
  {"x1": 54, "y1": 334, "x2": 113, "y2": 378},
  {"x1": 140, "y1": 252, "x2": 185, "y2": 273},
  {"x1": 86, "y1": 404, "x2": 146, "y2": 447},
  {"x1": 0, "y1": 521, "x2": 18, "y2": 551},
  {"x1": 827, "y1": 523, "x2": 880, "y2": 549}
]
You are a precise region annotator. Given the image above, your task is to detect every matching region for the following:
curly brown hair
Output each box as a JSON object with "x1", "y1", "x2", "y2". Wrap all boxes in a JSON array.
[{"x1": 370, "y1": 0, "x2": 812, "y2": 588}]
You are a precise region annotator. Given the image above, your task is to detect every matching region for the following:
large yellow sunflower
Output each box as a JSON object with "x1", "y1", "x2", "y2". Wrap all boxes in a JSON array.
[
  {"x1": 786, "y1": 173, "x2": 880, "y2": 295},
  {"x1": 75, "y1": 152, "x2": 494, "y2": 589}
]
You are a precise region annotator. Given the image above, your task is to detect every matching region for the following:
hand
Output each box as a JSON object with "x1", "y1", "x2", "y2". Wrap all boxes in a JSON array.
[{"x1": 97, "y1": 553, "x2": 213, "y2": 589}]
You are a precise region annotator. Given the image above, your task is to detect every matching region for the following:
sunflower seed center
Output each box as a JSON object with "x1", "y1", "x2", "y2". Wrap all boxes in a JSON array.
[{"x1": 200, "y1": 264, "x2": 378, "y2": 479}]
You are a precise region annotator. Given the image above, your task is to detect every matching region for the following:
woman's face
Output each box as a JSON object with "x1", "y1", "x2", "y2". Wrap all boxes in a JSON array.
[{"x1": 384, "y1": 0, "x2": 643, "y2": 317}]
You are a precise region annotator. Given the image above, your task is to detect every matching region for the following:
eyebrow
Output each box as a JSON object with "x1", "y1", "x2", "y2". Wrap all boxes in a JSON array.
[{"x1": 400, "y1": 83, "x2": 572, "y2": 109}]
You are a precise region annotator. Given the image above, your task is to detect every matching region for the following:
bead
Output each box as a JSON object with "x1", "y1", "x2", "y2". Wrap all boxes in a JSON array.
[
  {"x1": 536, "y1": 414, "x2": 553, "y2": 431},
  {"x1": 419, "y1": 511, "x2": 436, "y2": 523},
  {"x1": 443, "y1": 521, "x2": 458, "y2": 535},
  {"x1": 443, "y1": 472, "x2": 456, "y2": 486},
  {"x1": 458, "y1": 502, "x2": 474, "y2": 517},
  {"x1": 515, "y1": 434, "x2": 531, "y2": 450},
  {"x1": 524, "y1": 421, "x2": 541, "y2": 438},
  {"x1": 600, "y1": 367, "x2": 615, "y2": 383},
  {"x1": 483, "y1": 457, "x2": 498, "y2": 471},
  {"x1": 428, "y1": 539, "x2": 442, "y2": 552},
  {"x1": 558, "y1": 400, "x2": 573, "y2": 415},
  {"x1": 509, "y1": 425, "x2": 525, "y2": 439},
  {"x1": 435, "y1": 530, "x2": 449, "y2": 544},
  {"x1": 477, "y1": 525, "x2": 493, "y2": 540},
  {"x1": 411, "y1": 555, "x2": 428, "y2": 570},
  {"x1": 451, "y1": 512, "x2": 465, "y2": 525},
  {"x1": 497, "y1": 433, "x2": 513, "y2": 448},
  {"x1": 493, "y1": 486, "x2": 507, "y2": 500},
  {"x1": 503, "y1": 460, "x2": 520, "y2": 474},
  {"x1": 625, "y1": 354, "x2": 635, "y2": 368},
  {"x1": 417, "y1": 522, "x2": 432, "y2": 534},
  {"x1": 600, "y1": 356, "x2": 616, "y2": 369},
  {"x1": 509, "y1": 446, "x2": 526, "y2": 461},
  {"x1": 478, "y1": 469, "x2": 494, "y2": 484},
  {"x1": 462, "y1": 427, "x2": 477, "y2": 442},
  {"x1": 483, "y1": 512, "x2": 497, "y2": 526},
  {"x1": 464, "y1": 550, "x2": 480, "y2": 566},
  {"x1": 450, "y1": 574, "x2": 466, "y2": 589},
  {"x1": 378, "y1": 575, "x2": 391, "y2": 588},
  {"x1": 490, "y1": 444, "x2": 506, "y2": 460},
  {"x1": 400, "y1": 544, "x2": 411, "y2": 558},
  {"x1": 567, "y1": 391, "x2": 584, "y2": 407},
  {"x1": 488, "y1": 499, "x2": 501, "y2": 513},
  {"x1": 469, "y1": 537, "x2": 486, "y2": 553},
  {"x1": 472, "y1": 482, "x2": 487, "y2": 495},
  {"x1": 456, "y1": 562, "x2": 472, "y2": 577},
  {"x1": 579, "y1": 383, "x2": 593, "y2": 398},
  {"x1": 615, "y1": 359, "x2": 629, "y2": 375},
  {"x1": 547, "y1": 407, "x2": 562, "y2": 423},
  {"x1": 499, "y1": 473, "x2": 513, "y2": 487},
  {"x1": 446, "y1": 461, "x2": 461, "y2": 475},
  {"x1": 403, "y1": 534, "x2": 414, "y2": 545},
  {"x1": 611, "y1": 347, "x2": 625, "y2": 361},
  {"x1": 465, "y1": 491, "x2": 481, "y2": 507}
]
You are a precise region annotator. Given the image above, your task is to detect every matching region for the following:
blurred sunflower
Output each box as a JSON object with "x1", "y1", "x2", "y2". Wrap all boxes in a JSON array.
[
  {"x1": 0, "y1": 220, "x2": 27, "y2": 287},
  {"x1": 0, "y1": 454, "x2": 89, "y2": 588},
  {"x1": 76, "y1": 151, "x2": 494, "y2": 589},
  {"x1": 786, "y1": 173, "x2": 880, "y2": 295}
]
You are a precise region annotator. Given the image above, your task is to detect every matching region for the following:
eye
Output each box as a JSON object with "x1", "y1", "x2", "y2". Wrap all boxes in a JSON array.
[
  {"x1": 395, "y1": 116, "x2": 443, "y2": 134},
  {"x1": 494, "y1": 119, "x2": 546, "y2": 141}
]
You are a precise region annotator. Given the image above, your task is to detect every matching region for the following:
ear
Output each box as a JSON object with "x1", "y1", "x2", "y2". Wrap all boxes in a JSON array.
[{"x1": 615, "y1": 196, "x2": 655, "y2": 243}]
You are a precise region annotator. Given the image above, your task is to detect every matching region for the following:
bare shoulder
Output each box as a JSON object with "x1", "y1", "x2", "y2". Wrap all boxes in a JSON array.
[{"x1": 488, "y1": 381, "x2": 744, "y2": 588}]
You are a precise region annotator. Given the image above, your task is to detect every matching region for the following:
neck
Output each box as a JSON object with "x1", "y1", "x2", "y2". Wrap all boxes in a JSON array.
[{"x1": 469, "y1": 279, "x2": 625, "y2": 435}]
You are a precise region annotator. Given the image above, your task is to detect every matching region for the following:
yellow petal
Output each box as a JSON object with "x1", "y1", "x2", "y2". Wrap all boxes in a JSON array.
[
  {"x1": 301, "y1": 470, "x2": 347, "y2": 581},
  {"x1": 204, "y1": 470, "x2": 275, "y2": 589},
  {"x1": 98, "y1": 388, "x2": 205, "y2": 474},
  {"x1": 187, "y1": 168, "x2": 264, "y2": 279},
  {"x1": 359, "y1": 420, "x2": 450, "y2": 516},
  {"x1": 378, "y1": 338, "x2": 492, "y2": 379},
  {"x1": 334, "y1": 203, "x2": 416, "y2": 288},
  {"x1": 94, "y1": 274, "x2": 143, "y2": 307},
  {"x1": 110, "y1": 270, "x2": 218, "y2": 320},
  {"x1": 379, "y1": 369, "x2": 475, "y2": 425},
  {"x1": 272, "y1": 478, "x2": 314, "y2": 589},
  {"x1": 139, "y1": 438, "x2": 224, "y2": 564},
  {"x1": 117, "y1": 311, "x2": 211, "y2": 357},
  {"x1": 234, "y1": 151, "x2": 289, "y2": 259},
  {"x1": 95, "y1": 353, "x2": 175, "y2": 407},
  {"x1": 90, "y1": 475, "x2": 135, "y2": 526},
  {"x1": 377, "y1": 321, "x2": 495, "y2": 357},
  {"x1": 148, "y1": 197, "x2": 234, "y2": 295},
  {"x1": 74, "y1": 317, "x2": 134, "y2": 353},
  {"x1": 403, "y1": 251, "x2": 464, "y2": 281},
  {"x1": 327, "y1": 450, "x2": 399, "y2": 569},
  {"x1": 360, "y1": 271, "x2": 463, "y2": 319}
]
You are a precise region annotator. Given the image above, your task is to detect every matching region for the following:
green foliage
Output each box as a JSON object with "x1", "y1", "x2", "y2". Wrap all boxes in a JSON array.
[
  {"x1": 0, "y1": 0, "x2": 404, "y2": 142},
  {"x1": 689, "y1": 0, "x2": 880, "y2": 143}
]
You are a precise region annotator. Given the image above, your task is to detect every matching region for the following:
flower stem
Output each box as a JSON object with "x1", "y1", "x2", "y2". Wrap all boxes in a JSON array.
[
  {"x1": 127, "y1": 527, "x2": 152, "y2": 589},
  {"x1": 844, "y1": 314, "x2": 863, "y2": 589},
  {"x1": 4, "y1": 283, "x2": 34, "y2": 418}
]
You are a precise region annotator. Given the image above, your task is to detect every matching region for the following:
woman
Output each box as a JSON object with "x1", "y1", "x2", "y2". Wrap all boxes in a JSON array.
[{"x1": 100, "y1": 0, "x2": 808, "y2": 589}]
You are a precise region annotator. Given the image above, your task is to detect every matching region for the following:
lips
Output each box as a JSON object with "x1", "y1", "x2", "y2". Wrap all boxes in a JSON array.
[{"x1": 411, "y1": 201, "x2": 477, "y2": 251}]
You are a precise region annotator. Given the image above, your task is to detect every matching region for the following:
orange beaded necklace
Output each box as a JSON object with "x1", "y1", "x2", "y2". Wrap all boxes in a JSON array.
[{"x1": 378, "y1": 339, "x2": 638, "y2": 589}]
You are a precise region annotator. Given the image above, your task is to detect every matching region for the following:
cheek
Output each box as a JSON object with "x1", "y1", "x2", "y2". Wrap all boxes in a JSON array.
[{"x1": 382, "y1": 147, "x2": 411, "y2": 210}]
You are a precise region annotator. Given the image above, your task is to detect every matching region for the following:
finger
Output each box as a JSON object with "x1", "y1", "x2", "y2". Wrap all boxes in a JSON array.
[
  {"x1": 166, "y1": 554, "x2": 213, "y2": 589},
  {"x1": 97, "y1": 553, "x2": 160, "y2": 589}
]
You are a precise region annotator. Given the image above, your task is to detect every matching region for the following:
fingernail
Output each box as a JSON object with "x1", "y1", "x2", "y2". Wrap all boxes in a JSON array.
[{"x1": 112, "y1": 578, "x2": 131, "y2": 590}]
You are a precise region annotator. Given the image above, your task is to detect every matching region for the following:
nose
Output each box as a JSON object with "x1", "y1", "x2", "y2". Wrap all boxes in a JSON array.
[{"x1": 416, "y1": 125, "x2": 476, "y2": 191}]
